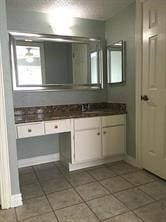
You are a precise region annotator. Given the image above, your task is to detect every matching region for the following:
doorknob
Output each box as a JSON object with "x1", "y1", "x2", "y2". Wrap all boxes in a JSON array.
[{"x1": 141, "y1": 95, "x2": 149, "y2": 101}]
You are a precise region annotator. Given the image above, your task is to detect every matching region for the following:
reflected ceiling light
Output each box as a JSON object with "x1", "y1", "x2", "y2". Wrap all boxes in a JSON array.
[
  {"x1": 48, "y1": 8, "x2": 75, "y2": 35},
  {"x1": 90, "y1": 38, "x2": 97, "y2": 41},
  {"x1": 25, "y1": 39, "x2": 33, "y2": 42}
]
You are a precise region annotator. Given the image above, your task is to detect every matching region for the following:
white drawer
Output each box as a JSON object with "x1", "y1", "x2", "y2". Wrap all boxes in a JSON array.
[
  {"x1": 74, "y1": 117, "x2": 100, "y2": 131},
  {"x1": 16, "y1": 122, "x2": 45, "y2": 138},
  {"x1": 102, "y1": 114, "x2": 125, "y2": 127},
  {"x1": 45, "y1": 119, "x2": 71, "y2": 134}
]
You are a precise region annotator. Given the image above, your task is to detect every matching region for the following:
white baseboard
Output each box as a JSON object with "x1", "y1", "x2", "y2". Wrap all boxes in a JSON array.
[
  {"x1": 18, "y1": 153, "x2": 60, "y2": 168},
  {"x1": 11, "y1": 193, "x2": 22, "y2": 208},
  {"x1": 124, "y1": 154, "x2": 142, "y2": 168},
  {"x1": 68, "y1": 155, "x2": 125, "y2": 171}
]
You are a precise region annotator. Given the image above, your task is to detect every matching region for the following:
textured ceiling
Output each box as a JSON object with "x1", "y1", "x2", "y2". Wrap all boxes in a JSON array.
[{"x1": 6, "y1": 0, "x2": 135, "y2": 21}]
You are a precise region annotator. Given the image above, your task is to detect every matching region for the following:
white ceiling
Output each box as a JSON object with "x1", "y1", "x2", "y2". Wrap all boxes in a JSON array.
[{"x1": 6, "y1": 0, "x2": 135, "y2": 21}]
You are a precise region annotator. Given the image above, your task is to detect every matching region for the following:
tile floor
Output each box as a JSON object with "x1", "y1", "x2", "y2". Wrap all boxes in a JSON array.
[{"x1": 1, "y1": 161, "x2": 166, "y2": 222}]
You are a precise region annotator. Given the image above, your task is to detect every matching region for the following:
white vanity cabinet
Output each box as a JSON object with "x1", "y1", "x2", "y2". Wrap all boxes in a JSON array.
[
  {"x1": 16, "y1": 114, "x2": 126, "y2": 170},
  {"x1": 102, "y1": 115, "x2": 126, "y2": 157},
  {"x1": 16, "y1": 122, "x2": 45, "y2": 138},
  {"x1": 45, "y1": 119, "x2": 72, "y2": 134},
  {"x1": 74, "y1": 117, "x2": 102, "y2": 162}
]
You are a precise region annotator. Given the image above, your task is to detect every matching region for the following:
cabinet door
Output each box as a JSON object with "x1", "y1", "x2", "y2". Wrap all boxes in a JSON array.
[
  {"x1": 74, "y1": 129, "x2": 101, "y2": 162},
  {"x1": 102, "y1": 125, "x2": 125, "y2": 157}
]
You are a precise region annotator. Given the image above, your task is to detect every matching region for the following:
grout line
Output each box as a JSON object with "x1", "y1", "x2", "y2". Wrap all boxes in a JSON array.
[
  {"x1": 17, "y1": 162, "x2": 166, "y2": 222},
  {"x1": 56, "y1": 163, "x2": 103, "y2": 221},
  {"x1": 14, "y1": 207, "x2": 19, "y2": 222},
  {"x1": 111, "y1": 188, "x2": 156, "y2": 221},
  {"x1": 101, "y1": 211, "x2": 144, "y2": 222},
  {"x1": 32, "y1": 165, "x2": 60, "y2": 222}
]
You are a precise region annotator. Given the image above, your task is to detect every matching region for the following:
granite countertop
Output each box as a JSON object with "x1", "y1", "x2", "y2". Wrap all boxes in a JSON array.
[{"x1": 14, "y1": 103, "x2": 127, "y2": 124}]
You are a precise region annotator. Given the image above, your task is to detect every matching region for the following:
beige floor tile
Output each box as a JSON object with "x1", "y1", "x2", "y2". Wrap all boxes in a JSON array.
[
  {"x1": 56, "y1": 162, "x2": 85, "y2": 176},
  {"x1": 100, "y1": 176, "x2": 133, "y2": 193},
  {"x1": 55, "y1": 203, "x2": 99, "y2": 222},
  {"x1": 115, "y1": 187, "x2": 154, "y2": 210},
  {"x1": 134, "y1": 199, "x2": 166, "y2": 222},
  {"x1": 104, "y1": 211, "x2": 142, "y2": 222},
  {"x1": 65, "y1": 171, "x2": 95, "y2": 187},
  {"x1": 21, "y1": 212, "x2": 58, "y2": 222},
  {"x1": 87, "y1": 167, "x2": 116, "y2": 180},
  {"x1": 15, "y1": 196, "x2": 51, "y2": 221},
  {"x1": 104, "y1": 161, "x2": 125, "y2": 167},
  {"x1": 87, "y1": 194, "x2": 128, "y2": 220},
  {"x1": 47, "y1": 189, "x2": 82, "y2": 210},
  {"x1": 33, "y1": 162, "x2": 57, "y2": 171},
  {"x1": 109, "y1": 162, "x2": 139, "y2": 175},
  {"x1": 76, "y1": 181, "x2": 109, "y2": 201},
  {"x1": 19, "y1": 167, "x2": 34, "y2": 175},
  {"x1": 139, "y1": 180, "x2": 166, "y2": 200},
  {"x1": 19, "y1": 171, "x2": 38, "y2": 186},
  {"x1": 0, "y1": 208, "x2": 17, "y2": 222},
  {"x1": 21, "y1": 182, "x2": 44, "y2": 200},
  {"x1": 142, "y1": 170, "x2": 160, "y2": 180},
  {"x1": 40, "y1": 177, "x2": 72, "y2": 194},
  {"x1": 36, "y1": 168, "x2": 64, "y2": 182},
  {"x1": 122, "y1": 171, "x2": 155, "y2": 186}
]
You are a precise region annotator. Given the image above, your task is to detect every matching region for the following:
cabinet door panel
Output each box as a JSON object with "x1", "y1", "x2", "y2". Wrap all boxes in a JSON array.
[
  {"x1": 74, "y1": 117, "x2": 100, "y2": 131},
  {"x1": 102, "y1": 125, "x2": 125, "y2": 157},
  {"x1": 75, "y1": 129, "x2": 101, "y2": 162}
]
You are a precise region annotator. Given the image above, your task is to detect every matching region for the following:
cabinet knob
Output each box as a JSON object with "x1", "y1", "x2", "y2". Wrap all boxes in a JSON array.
[
  {"x1": 54, "y1": 125, "x2": 58, "y2": 129},
  {"x1": 97, "y1": 132, "x2": 100, "y2": 135},
  {"x1": 28, "y1": 129, "x2": 32, "y2": 133},
  {"x1": 103, "y1": 131, "x2": 106, "y2": 134}
]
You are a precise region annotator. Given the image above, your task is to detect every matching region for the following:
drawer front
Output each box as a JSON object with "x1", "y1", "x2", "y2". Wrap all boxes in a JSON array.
[
  {"x1": 74, "y1": 117, "x2": 100, "y2": 131},
  {"x1": 16, "y1": 122, "x2": 45, "y2": 138},
  {"x1": 45, "y1": 119, "x2": 71, "y2": 134},
  {"x1": 102, "y1": 114, "x2": 125, "y2": 127}
]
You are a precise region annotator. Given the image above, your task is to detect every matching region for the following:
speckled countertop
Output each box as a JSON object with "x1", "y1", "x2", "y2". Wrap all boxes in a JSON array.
[{"x1": 14, "y1": 103, "x2": 126, "y2": 124}]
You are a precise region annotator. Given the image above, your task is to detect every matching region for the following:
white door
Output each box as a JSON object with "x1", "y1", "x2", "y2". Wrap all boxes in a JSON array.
[
  {"x1": 142, "y1": 0, "x2": 166, "y2": 179},
  {"x1": 102, "y1": 126, "x2": 125, "y2": 157},
  {"x1": 74, "y1": 129, "x2": 102, "y2": 162}
]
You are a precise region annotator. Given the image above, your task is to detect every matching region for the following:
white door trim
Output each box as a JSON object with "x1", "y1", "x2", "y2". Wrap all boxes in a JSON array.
[
  {"x1": 135, "y1": 0, "x2": 143, "y2": 167},
  {"x1": 0, "y1": 0, "x2": 13, "y2": 209},
  {"x1": 0, "y1": 43, "x2": 12, "y2": 209}
]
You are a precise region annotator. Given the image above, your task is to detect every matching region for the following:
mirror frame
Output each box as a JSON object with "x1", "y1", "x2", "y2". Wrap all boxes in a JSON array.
[
  {"x1": 107, "y1": 40, "x2": 125, "y2": 85},
  {"x1": 9, "y1": 32, "x2": 104, "y2": 91}
]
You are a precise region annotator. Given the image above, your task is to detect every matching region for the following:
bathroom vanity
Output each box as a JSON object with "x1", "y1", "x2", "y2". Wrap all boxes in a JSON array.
[{"x1": 15, "y1": 103, "x2": 126, "y2": 171}]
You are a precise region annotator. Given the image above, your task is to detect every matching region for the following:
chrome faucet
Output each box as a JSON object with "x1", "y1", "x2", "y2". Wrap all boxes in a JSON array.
[
  {"x1": 81, "y1": 104, "x2": 86, "y2": 112},
  {"x1": 81, "y1": 104, "x2": 90, "y2": 112}
]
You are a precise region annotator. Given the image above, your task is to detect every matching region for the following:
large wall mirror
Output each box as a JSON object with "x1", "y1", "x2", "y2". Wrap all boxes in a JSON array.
[
  {"x1": 9, "y1": 32, "x2": 103, "y2": 91},
  {"x1": 107, "y1": 40, "x2": 125, "y2": 84}
]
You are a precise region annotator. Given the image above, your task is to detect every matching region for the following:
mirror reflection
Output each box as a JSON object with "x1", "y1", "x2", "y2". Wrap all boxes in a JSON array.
[
  {"x1": 107, "y1": 40, "x2": 125, "y2": 84},
  {"x1": 10, "y1": 33, "x2": 103, "y2": 90}
]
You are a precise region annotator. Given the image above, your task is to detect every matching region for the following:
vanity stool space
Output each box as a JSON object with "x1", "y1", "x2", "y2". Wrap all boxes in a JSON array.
[{"x1": 15, "y1": 103, "x2": 126, "y2": 171}]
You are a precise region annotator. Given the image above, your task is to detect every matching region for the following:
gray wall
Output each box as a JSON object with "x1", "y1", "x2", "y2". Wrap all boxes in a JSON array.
[
  {"x1": 44, "y1": 42, "x2": 73, "y2": 84},
  {"x1": 7, "y1": 8, "x2": 107, "y2": 160},
  {"x1": 105, "y1": 2, "x2": 136, "y2": 157},
  {"x1": 17, "y1": 135, "x2": 59, "y2": 160},
  {"x1": 0, "y1": 0, "x2": 20, "y2": 195}
]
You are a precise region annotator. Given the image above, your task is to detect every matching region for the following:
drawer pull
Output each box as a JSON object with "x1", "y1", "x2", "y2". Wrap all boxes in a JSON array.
[
  {"x1": 28, "y1": 129, "x2": 32, "y2": 133},
  {"x1": 54, "y1": 125, "x2": 58, "y2": 129},
  {"x1": 97, "y1": 132, "x2": 100, "y2": 136}
]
